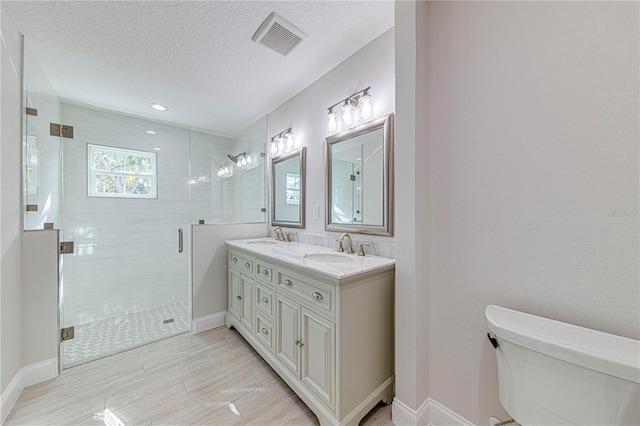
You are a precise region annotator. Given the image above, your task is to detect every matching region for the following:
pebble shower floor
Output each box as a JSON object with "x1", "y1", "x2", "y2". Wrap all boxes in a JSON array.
[{"x1": 62, "y1": 301, "x2": 190, "y2": 367}]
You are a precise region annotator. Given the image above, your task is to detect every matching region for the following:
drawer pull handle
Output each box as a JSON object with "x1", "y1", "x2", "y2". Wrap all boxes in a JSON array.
[
  {"x1": 284, "y1": 279, "x2": 293, "y2": 287},
  {"x1": 237, "y1": 295, "x2": 242, "y2": 300},
  {"x1": 261, "y1": 328, "x2": 269, "y2": 335},
  {"x1": 232, "y1": 257, "x2": 238, "y2": 263},
  {"x1": 261, "y1": 269, "x2": 269, "y2": 275},
  {"x1": 295, "y1": 340, "x2": 304, "y2": 348},
  {"x1": 261, "y1": 297, "x2": 269, "y2": 303},
  {"x1": 245, "y1": 262, "x2": 251, "y2": 269},
  {"x1": 312, "y1": 292, "x2": 324, "y2": 301}
]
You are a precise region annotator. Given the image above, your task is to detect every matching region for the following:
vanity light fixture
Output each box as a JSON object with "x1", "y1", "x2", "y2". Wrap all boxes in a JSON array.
[
  {"x1": 326, "y1": 87, "x2": 374, "y2": 135},
  {"x1": 327, "y1": 108, "x2": 337, "y2": 134},
  {"x1": 270, "y1": 127, "x2": 294, "y2": 156}
]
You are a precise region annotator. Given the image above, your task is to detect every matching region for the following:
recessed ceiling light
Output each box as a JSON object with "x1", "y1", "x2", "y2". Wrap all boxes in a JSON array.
[
  {"x1": 149, "y1": 103, "x2": 168, "y2": 111},
  {"x1": 153, "y1": 147, "x2": 162, "y2": 151},
  {"x1": 146, "y1": 130, "x2": 156, "y2": 135}
]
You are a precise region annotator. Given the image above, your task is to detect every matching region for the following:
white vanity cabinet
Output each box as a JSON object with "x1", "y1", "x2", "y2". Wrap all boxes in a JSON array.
[
  {"x1": 276, "y1": 293, "x2": 335, "y2": 409},
  {"x1": 225, "y1": 241, "x2": 395, "y2": 426},
  {"x1": 227, "y1": 252, "x2": 254, "y2": 332}
]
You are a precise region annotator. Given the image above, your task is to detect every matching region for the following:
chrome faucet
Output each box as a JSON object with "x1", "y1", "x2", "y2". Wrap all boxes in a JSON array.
[
  {"x1": 337, "y1": 233, "x2": 354, "y2": 254},
  {"x1": 273, "y1": 226, "x2": 285, "y2": 242}
]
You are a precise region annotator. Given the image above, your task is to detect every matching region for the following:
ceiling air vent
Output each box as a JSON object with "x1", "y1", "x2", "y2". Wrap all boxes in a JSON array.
[{"x1": 252, "y1": 12, "x2": 307, "y2": 56}]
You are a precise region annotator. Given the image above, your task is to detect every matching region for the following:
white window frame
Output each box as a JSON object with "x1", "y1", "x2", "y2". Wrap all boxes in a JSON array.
[{"x1": 88, "y1": 144, "x2": 157, "y2": 199}]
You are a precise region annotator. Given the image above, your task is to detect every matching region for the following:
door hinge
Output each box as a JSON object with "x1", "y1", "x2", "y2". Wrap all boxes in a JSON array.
[
  {"x1": 60, "y1": 241, "x2": 74, "y2": 254},
  {"x1": 26, "y1": 107, "x2": 38, "y2": 116},
  {"x1": 25, "y1": 204, "x2": 38, "y2": 212},
  {"x1": 61, "y1": 326, "x2": 75, "y2": 341},
  {"x1": 50, "y1": 123, "x2": 74, "y2": 139}
]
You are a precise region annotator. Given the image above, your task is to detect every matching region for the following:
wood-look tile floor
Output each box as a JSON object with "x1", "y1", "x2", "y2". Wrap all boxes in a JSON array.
[{"x1": 6, "y1": 326, "x2": 394, "y2": 426}]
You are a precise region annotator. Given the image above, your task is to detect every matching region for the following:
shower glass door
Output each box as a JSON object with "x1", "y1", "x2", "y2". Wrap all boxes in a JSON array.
[{"x1": 59, "y1": 103, "x2": 191, "y2": 368}]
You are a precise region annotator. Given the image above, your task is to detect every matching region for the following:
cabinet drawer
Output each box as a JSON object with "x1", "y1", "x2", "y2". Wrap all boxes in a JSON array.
[
  {"x1": 277, "y1": 268, "x2": 334, "y2": 318},
  {"x1": 255, "y1": 313, "x2": 275, "y2": 353},
  {"x1": 255, "y1": 283, "x2": 274, "y2": 319},
  {"x1": 229, "y1": 250, "x2": 254, "y2": 274},
  {"x1": 255, "y1": 258, "x2": 275, "y2": 286}
]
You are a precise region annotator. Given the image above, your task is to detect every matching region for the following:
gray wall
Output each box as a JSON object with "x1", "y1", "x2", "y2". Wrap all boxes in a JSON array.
[
  {"x1": 191, "y1": 223, "x2": 267, "y2": 323},
  {"x1": 1, "y1": 6, "x2": 24, "y2": 396},
  {"x1": 21, "y1": 231, "x2": 58, "y2": 366},
  {"x1": 267, "y1": 29, "x2": 395, "y2": 244},
  {"x1": 395, "y1": 1, "x2": 639, "y2": 423}
]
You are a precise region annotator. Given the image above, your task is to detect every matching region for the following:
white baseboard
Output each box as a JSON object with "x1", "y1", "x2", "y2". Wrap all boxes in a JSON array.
[
  {"x1": 22, "y1": 358, "x2": 58, "y2": 388},
  {"x1": 392, "y1": 397, "x2": 474, "y2": 426},
  {"x1": 0, "y1": 369, "x2": 23, "y2": 425},
  {"x1": 427, "y1": 399, "x2": 474, "y2": 426},
  {"x1": 192, "y1": 311, "x2": 227, "y2": 334},
  {"x1": 1, "y1": 358, "x2": 59, "y2": 425}
]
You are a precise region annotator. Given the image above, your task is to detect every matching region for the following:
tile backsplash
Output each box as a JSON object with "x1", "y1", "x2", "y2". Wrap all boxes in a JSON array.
[{"x1": 284, "y1": 231, "x2": 395, "y2": 259}]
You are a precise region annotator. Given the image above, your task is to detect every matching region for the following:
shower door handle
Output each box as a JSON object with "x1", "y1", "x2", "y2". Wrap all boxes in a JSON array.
[{"x1": 178, "y1": 228, "x2": 184, "y2": 253}]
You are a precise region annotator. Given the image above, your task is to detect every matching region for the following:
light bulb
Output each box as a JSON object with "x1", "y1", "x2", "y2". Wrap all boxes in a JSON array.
[
  {"x1": 224, "y1": 167, "x2": 229, "y2": 174},
  {"x1": 247, "y1": 155, "x2": 252, "y2": 164},
  {"x1": 285, "y1": 132, "x2": 294, "y2": 148},
  {"x1": 270, "y1": 141, "x2": 278, "y2": 155},
  {"x1": 236, "y1": 159, "x2": 241, "y2": 167},
  {"x1": 241, "y1": 157, "x2": 247, "y2": 166},
  {"x1": 342, "y1": 101, "x2": 352, "y2": 127},
  {"x1": 360, "y1": 93, "x2": 372, "y2": 119},
  {"x1": 327, "y1": 110, "x2": 337, "y2": 133},
  {"x1": 277, "y1": 138, "x2": 284, "y2": 152}
]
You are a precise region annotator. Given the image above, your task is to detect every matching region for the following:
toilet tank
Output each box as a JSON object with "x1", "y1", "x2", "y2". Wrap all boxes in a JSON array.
[{"x1": 486, "y1": 305, "x2": 639, "y2": 426}]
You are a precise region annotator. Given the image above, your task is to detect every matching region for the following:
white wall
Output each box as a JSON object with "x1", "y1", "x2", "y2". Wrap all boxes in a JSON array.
[
  {"x1": 396, "y1": 1, "x2": 639, "y2": 424},
  {"x1": 0, "y1": 3, "x2": 24, "y2": 417},
  {"x1": 268, "y1": 28, "x2": 395, "y2": 250}
]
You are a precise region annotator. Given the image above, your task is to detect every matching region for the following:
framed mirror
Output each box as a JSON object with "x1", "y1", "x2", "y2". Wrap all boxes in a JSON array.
[
  {"x1": 272, "y1": 147, "x2": 306, "y2": 228},
  {"x1": 326, "y1": 114, "x2": 393, "y2": 236}
]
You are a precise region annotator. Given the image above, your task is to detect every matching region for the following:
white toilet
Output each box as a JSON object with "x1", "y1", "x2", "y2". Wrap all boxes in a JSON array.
[{"x1": 485, "y1": 305, "x2": 640, "y2": 425}]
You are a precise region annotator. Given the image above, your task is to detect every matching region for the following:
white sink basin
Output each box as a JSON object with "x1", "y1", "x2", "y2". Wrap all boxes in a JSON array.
[
  {"x1": 246, "y1": 240, "x2": 279, "y2": 246},
  {"x1": 304, "y1": 253, "x2": 354, "y2": 264}
]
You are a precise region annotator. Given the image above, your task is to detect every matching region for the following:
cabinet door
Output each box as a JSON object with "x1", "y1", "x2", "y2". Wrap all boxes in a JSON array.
[
  {"x1": 240, "y1": 275, "x2": 254, "y2": 331},
  {"x1": 228, "y1": 269, "x2": 241, "y2": 320},
  {"x1": 301, "y1": 308, "x2": 335, "y2": 409},
  {"x1": 276, "y1": 295, "x2": 300, "y2": 376}
]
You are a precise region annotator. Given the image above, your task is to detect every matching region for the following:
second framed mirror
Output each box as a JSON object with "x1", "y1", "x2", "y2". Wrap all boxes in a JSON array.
[{"x1": 271, "y1": 147, "x2": 306, "y2": 228}]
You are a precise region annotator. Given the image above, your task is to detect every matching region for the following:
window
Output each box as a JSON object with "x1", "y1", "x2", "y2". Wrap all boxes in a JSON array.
[
  {"x1": 88, "y1": 144, "x2": 157, "y2": 198},
  {"x1": 285, "y1": 172, "x2": 300, "y2": 205}
]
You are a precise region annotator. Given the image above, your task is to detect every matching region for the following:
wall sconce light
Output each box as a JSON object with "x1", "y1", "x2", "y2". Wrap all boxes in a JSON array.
[
  {"x1": 326, "y1": 87, "x2": 374, "y2": 135},
  {"x1": 270, "y1": 127, "x2": 294, "y2": 156}
]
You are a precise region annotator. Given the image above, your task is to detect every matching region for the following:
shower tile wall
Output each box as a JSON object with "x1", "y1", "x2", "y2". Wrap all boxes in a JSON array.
[
  {"x1": 190, "y1": 128, "x2": 266, "y2": 225},
  {"x1": 61, "y1": 104, "x2": 191, "y2": 327},
  {"x1": 60, "y1": 104, "x2": 266, "y2": 330}
]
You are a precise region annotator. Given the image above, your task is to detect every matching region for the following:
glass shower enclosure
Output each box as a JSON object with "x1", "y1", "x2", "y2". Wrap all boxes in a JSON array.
[{"x1": 23, "y1": 44, "x2": 266, "y2": 368}]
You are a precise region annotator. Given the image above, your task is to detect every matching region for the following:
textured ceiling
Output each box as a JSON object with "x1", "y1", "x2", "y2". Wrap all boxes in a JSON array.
[{"x1": 2, "y1": 1, "x2": 394, "y2": 136}]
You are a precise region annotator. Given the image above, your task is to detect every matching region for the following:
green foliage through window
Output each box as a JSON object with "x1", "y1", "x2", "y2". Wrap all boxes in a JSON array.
[{"x1": 88, "y1": 144, "x2": 157, "y2": 198}]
